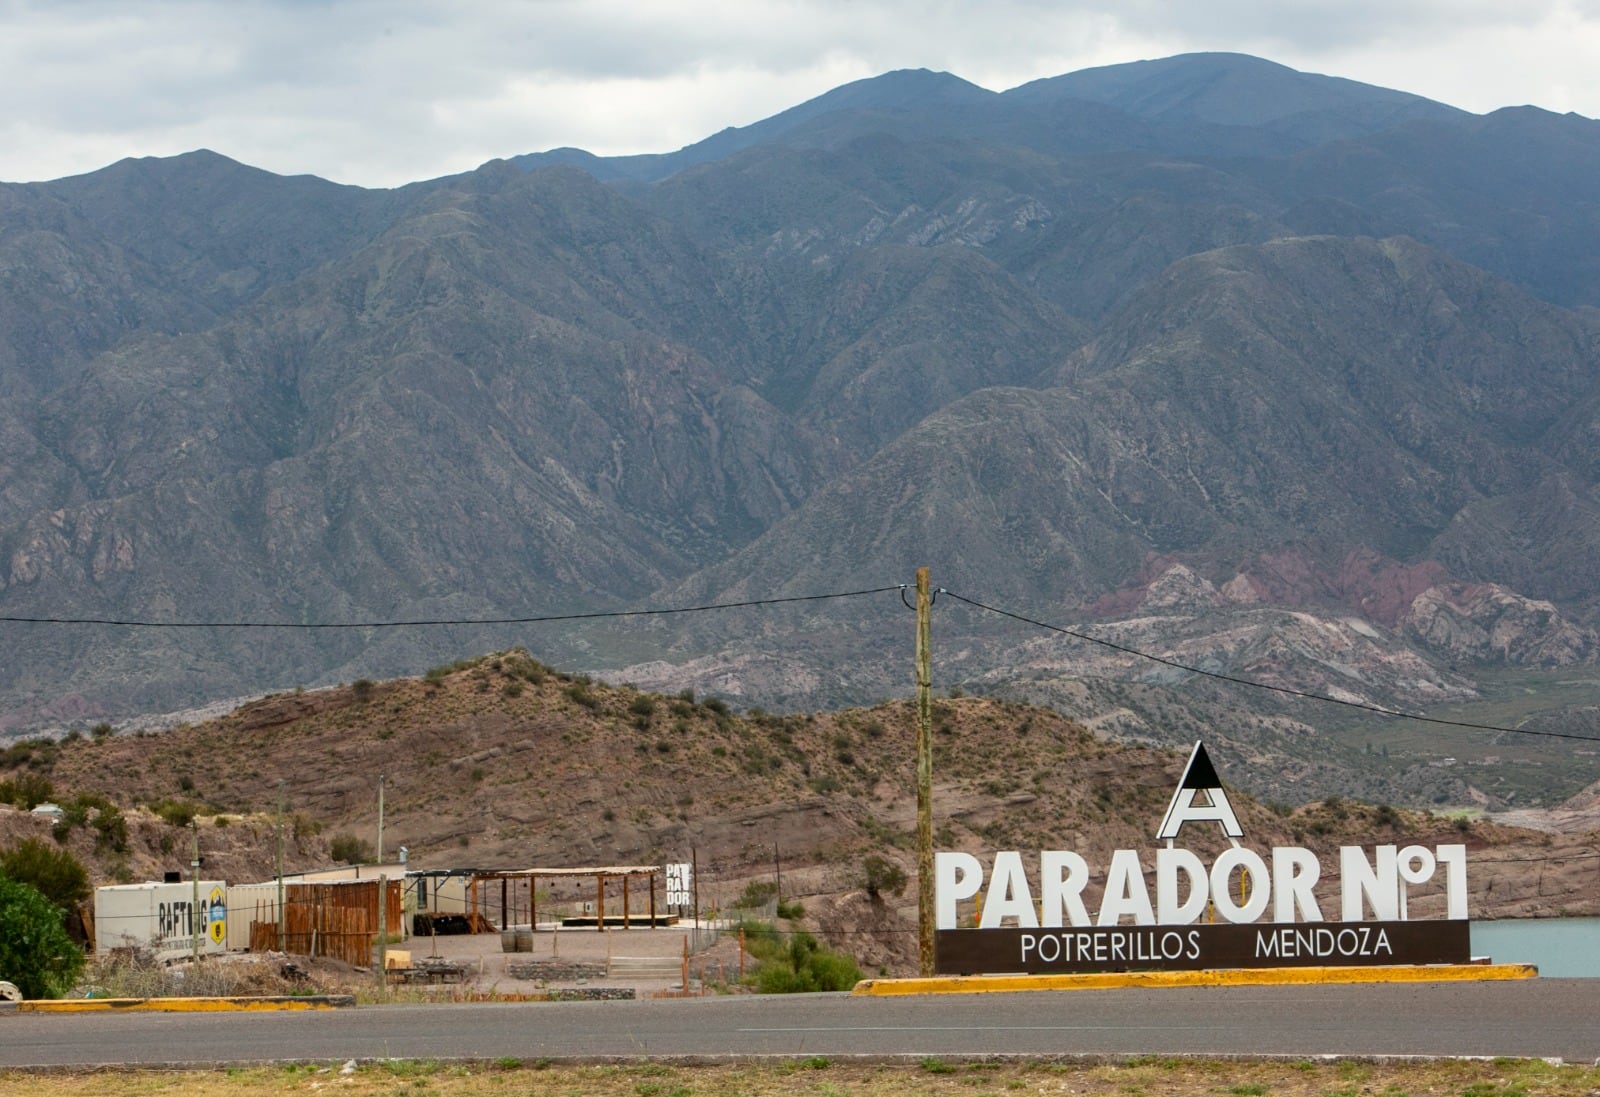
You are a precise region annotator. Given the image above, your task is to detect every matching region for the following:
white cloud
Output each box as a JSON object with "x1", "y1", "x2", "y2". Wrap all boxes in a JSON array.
[{"x1": 0, "y1": 0, "x2": 1596, "y2": 187}]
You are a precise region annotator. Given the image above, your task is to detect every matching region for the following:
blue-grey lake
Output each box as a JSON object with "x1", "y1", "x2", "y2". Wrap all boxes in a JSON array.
[{"x1": 1472, "y1": 917, "x2": 1600, "y2": 977}]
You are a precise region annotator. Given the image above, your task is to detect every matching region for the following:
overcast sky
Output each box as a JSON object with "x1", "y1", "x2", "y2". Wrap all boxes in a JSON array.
[{"x1": 2, "y1": 0, "x2": 1597, "y2": 189}]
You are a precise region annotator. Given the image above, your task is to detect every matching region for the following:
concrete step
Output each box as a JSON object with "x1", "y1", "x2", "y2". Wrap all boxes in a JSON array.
[{"x1": 607, "y1": 957, "x2": 685, "y2": 978}]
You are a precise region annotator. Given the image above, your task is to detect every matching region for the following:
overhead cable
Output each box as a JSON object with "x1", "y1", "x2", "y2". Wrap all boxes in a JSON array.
[
  {"x1": 0, "y1": 585, "x2": 904, "y2": 630},
  {"x1": 942, "y1": 590, "x2": 1600, "y2": 745}
]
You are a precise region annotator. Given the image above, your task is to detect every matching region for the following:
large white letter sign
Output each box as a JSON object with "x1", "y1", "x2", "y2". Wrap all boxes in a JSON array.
[
  {"x1": 1040, "y1": 850, "x2": 1092, "y2": 927},
  {"x1": 1097, "y1": 849, "x2": 1156, "y2": 925},
  {"x1": 929, "y1": 740, "x2": 1475, "y2": 977},
  {"x1": 935, "y1": 851, "x2": 983, "y2": 930},
  {"x1": 1272, "y1": 846, "x2": 1323, "y2": 923},
  {"x1": 1209, "y1": 847, "x2": 1270, "y2": 923},
  {"x1": 1156, "y1": 847, "x2": 1208, "y2": 925},
  {"x1": 1341, "y1": 845, "x2": 1400, "y2": 922},
  {"x1": 980, "y1": 851, "x2": 1038, "y2": 928},
  {"x1": 1156, "y1": 742, "x2": 1244, "y2": 841}
]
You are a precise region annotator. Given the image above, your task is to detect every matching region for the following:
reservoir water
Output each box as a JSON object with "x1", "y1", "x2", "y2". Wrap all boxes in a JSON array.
[{"x1": 1471, "y1": 917, "x2": 1600, "y2": 977}]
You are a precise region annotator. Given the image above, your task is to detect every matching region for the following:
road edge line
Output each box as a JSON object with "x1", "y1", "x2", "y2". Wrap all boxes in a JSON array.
[
  {"x1": 851, "y1": 963, "x2": 1538, "y2": 995},
  {"x1": 13, "y1": 995, "x2": 357, "y2": 1012}
]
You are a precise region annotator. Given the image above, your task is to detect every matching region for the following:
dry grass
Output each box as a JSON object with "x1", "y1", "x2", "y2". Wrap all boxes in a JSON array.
[
  {"x1": 2, "y1": 1057, "x2": 1598, "y2": 1096},
  {"x1": 80, "y1": 951, "x2": 317, "y2": 1000}
]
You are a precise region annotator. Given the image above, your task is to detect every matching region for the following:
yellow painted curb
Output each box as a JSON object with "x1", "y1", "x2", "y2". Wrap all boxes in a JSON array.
[
  {"x1": 851, "y1": 964, "x2": 1538, "y2": 996},
  {"x1": 16, "y1": 995, "x2": 356, "y2": 1012}
]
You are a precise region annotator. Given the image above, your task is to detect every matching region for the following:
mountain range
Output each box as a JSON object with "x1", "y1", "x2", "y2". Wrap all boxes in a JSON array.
[{"x1": 3, "y1": 52, "x2": 1600, "y2": 807}]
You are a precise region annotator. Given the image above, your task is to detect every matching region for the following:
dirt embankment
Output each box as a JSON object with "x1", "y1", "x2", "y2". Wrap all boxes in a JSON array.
[{"x1": 4, "y1": 658, "x2": 1596, "y2": 976}]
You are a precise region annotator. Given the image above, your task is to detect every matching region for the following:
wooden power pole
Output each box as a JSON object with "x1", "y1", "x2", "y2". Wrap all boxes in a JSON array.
[
  {"x1": 276, "y1": 779, "x2": 286, "y2": 951},
  {"x1": 376, "y1": 774, "x2": 385, "y2": 865},
  {"x1": 915, "y1": 566, "x2": 935, "y2": 977}
]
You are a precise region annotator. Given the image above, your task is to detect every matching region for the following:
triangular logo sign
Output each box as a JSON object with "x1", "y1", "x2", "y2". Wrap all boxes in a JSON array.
[{"x1": 1156, "y1": 741, "x2": 1243, "y2": 841}]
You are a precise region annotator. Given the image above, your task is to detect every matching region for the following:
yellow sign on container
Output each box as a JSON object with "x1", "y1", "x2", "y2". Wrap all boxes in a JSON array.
[{"x1": 207, "y1": 886, "x2": 227, "y2": 945}]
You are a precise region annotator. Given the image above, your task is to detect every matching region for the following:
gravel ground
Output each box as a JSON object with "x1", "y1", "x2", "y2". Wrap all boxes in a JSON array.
[{"x1": 384, "y1": 918, "x2": 747, "y2": 997}]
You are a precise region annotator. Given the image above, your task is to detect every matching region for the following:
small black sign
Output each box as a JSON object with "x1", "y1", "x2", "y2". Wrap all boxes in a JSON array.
[{"x1": 935, "y1": 919, "x2": 1470, "y2": 975}]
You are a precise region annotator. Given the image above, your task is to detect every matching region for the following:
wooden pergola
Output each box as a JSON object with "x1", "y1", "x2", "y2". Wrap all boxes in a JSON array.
[{"x1": 465, "y1": 865, "x2": 665, "y2": 931}]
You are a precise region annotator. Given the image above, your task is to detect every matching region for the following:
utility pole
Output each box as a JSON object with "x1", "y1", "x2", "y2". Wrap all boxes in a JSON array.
[
  {"x1": 276, "y1": 779, "x2": 286, "y2": 951},
  {"x1": 915, "y1": 566, "x2": 935, "y2": 977},
  {"x1": 191, "y1": 822, "x2": 201, "y2": 963},
  {"x1": 376, "y1": 774, "x2": 385, "y2": 865},
  {"x1": 376, "y1": 874, "x2": 388, "y2": 998},
  {"x1": 691, "y1": 844, "x2": 700, "y2": 934}
]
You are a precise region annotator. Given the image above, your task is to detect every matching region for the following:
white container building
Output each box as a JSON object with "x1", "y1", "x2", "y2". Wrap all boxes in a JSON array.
[{"x1": 94, "y1": 881, "x2": 229, "y2": 959}]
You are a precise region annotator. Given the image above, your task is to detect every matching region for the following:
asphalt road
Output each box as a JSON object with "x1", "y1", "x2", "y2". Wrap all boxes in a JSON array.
[{"x1": 4, "y1": 981, "x2": 1598, "y2": 1067}]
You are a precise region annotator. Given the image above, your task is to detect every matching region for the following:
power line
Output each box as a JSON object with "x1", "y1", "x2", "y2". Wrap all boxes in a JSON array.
[
  {"x1": 0, "y1": 585, "x2": 904, "y2": 630},
  {"x1": 8, "y1": 577, "x2": 1599, "y2": 745},
  {"x1": 942, "y1": 589, "x2": 1600, "y2": 745}
]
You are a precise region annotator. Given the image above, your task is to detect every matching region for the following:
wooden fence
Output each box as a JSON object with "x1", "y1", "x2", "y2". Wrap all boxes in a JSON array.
[{"x1": 248, "y1": 879, "x2": 403, "y2": 967}]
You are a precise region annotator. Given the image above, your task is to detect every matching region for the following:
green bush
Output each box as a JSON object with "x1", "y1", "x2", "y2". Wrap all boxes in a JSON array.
[
  {"x1": 562, "y1": 683, "x2": 599, "y2": 709},
  {"x1": 152, "y1": 798, "x2": 202, "y2": 828},
  {"x1": 91, "y1": 805, "x2": 127, "y2": 853},
  {"x1": 47, "y1": 795, "x2": 128, "y2": 853},
  {"x1": 734, "y1": 880, "x2": 778, "y2": 909},
  {"x1": 755, "y1": 963, "x2": 818, "y2": 993},
  {"x1": 58, "y1": 799, "x2": 90, "y2": 830},
  {"x1": 805, "y1": 949, "x2": 863, "y2": 991},
  {"x1": 0, "y1": 736, "x2": 59, "y2": 771},
  {"x1": 745, "y1": 925, "x2": 861, "y2": 993},
  {"x1": 0, "y1": 772, "x2": 53, "y2": 809},
  {"x1": 860, "y1": 855, "x2": 907, "y2": 902},
  {"x1": 741, "y1": 919, "x2": 782, "y2": 959},
  {"x1": 330, "y1": 833, "x2": 375, "y2": 865},
  {"x1": 0, "y1": 874, "x2": 84, "y2": 999},
  {"x1": 0, "y1": 838, "x2": 89, "y2": 911}
]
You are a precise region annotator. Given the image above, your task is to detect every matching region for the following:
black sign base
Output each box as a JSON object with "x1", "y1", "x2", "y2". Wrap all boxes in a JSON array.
[{"x1": 935, "y1": 920, "x2": 1470, "y2": 975}]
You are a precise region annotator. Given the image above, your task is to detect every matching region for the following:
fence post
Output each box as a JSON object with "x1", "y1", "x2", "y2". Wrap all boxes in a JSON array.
[{"x1": 376, "y1": 876, "x2": 388, "y2": 998}]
